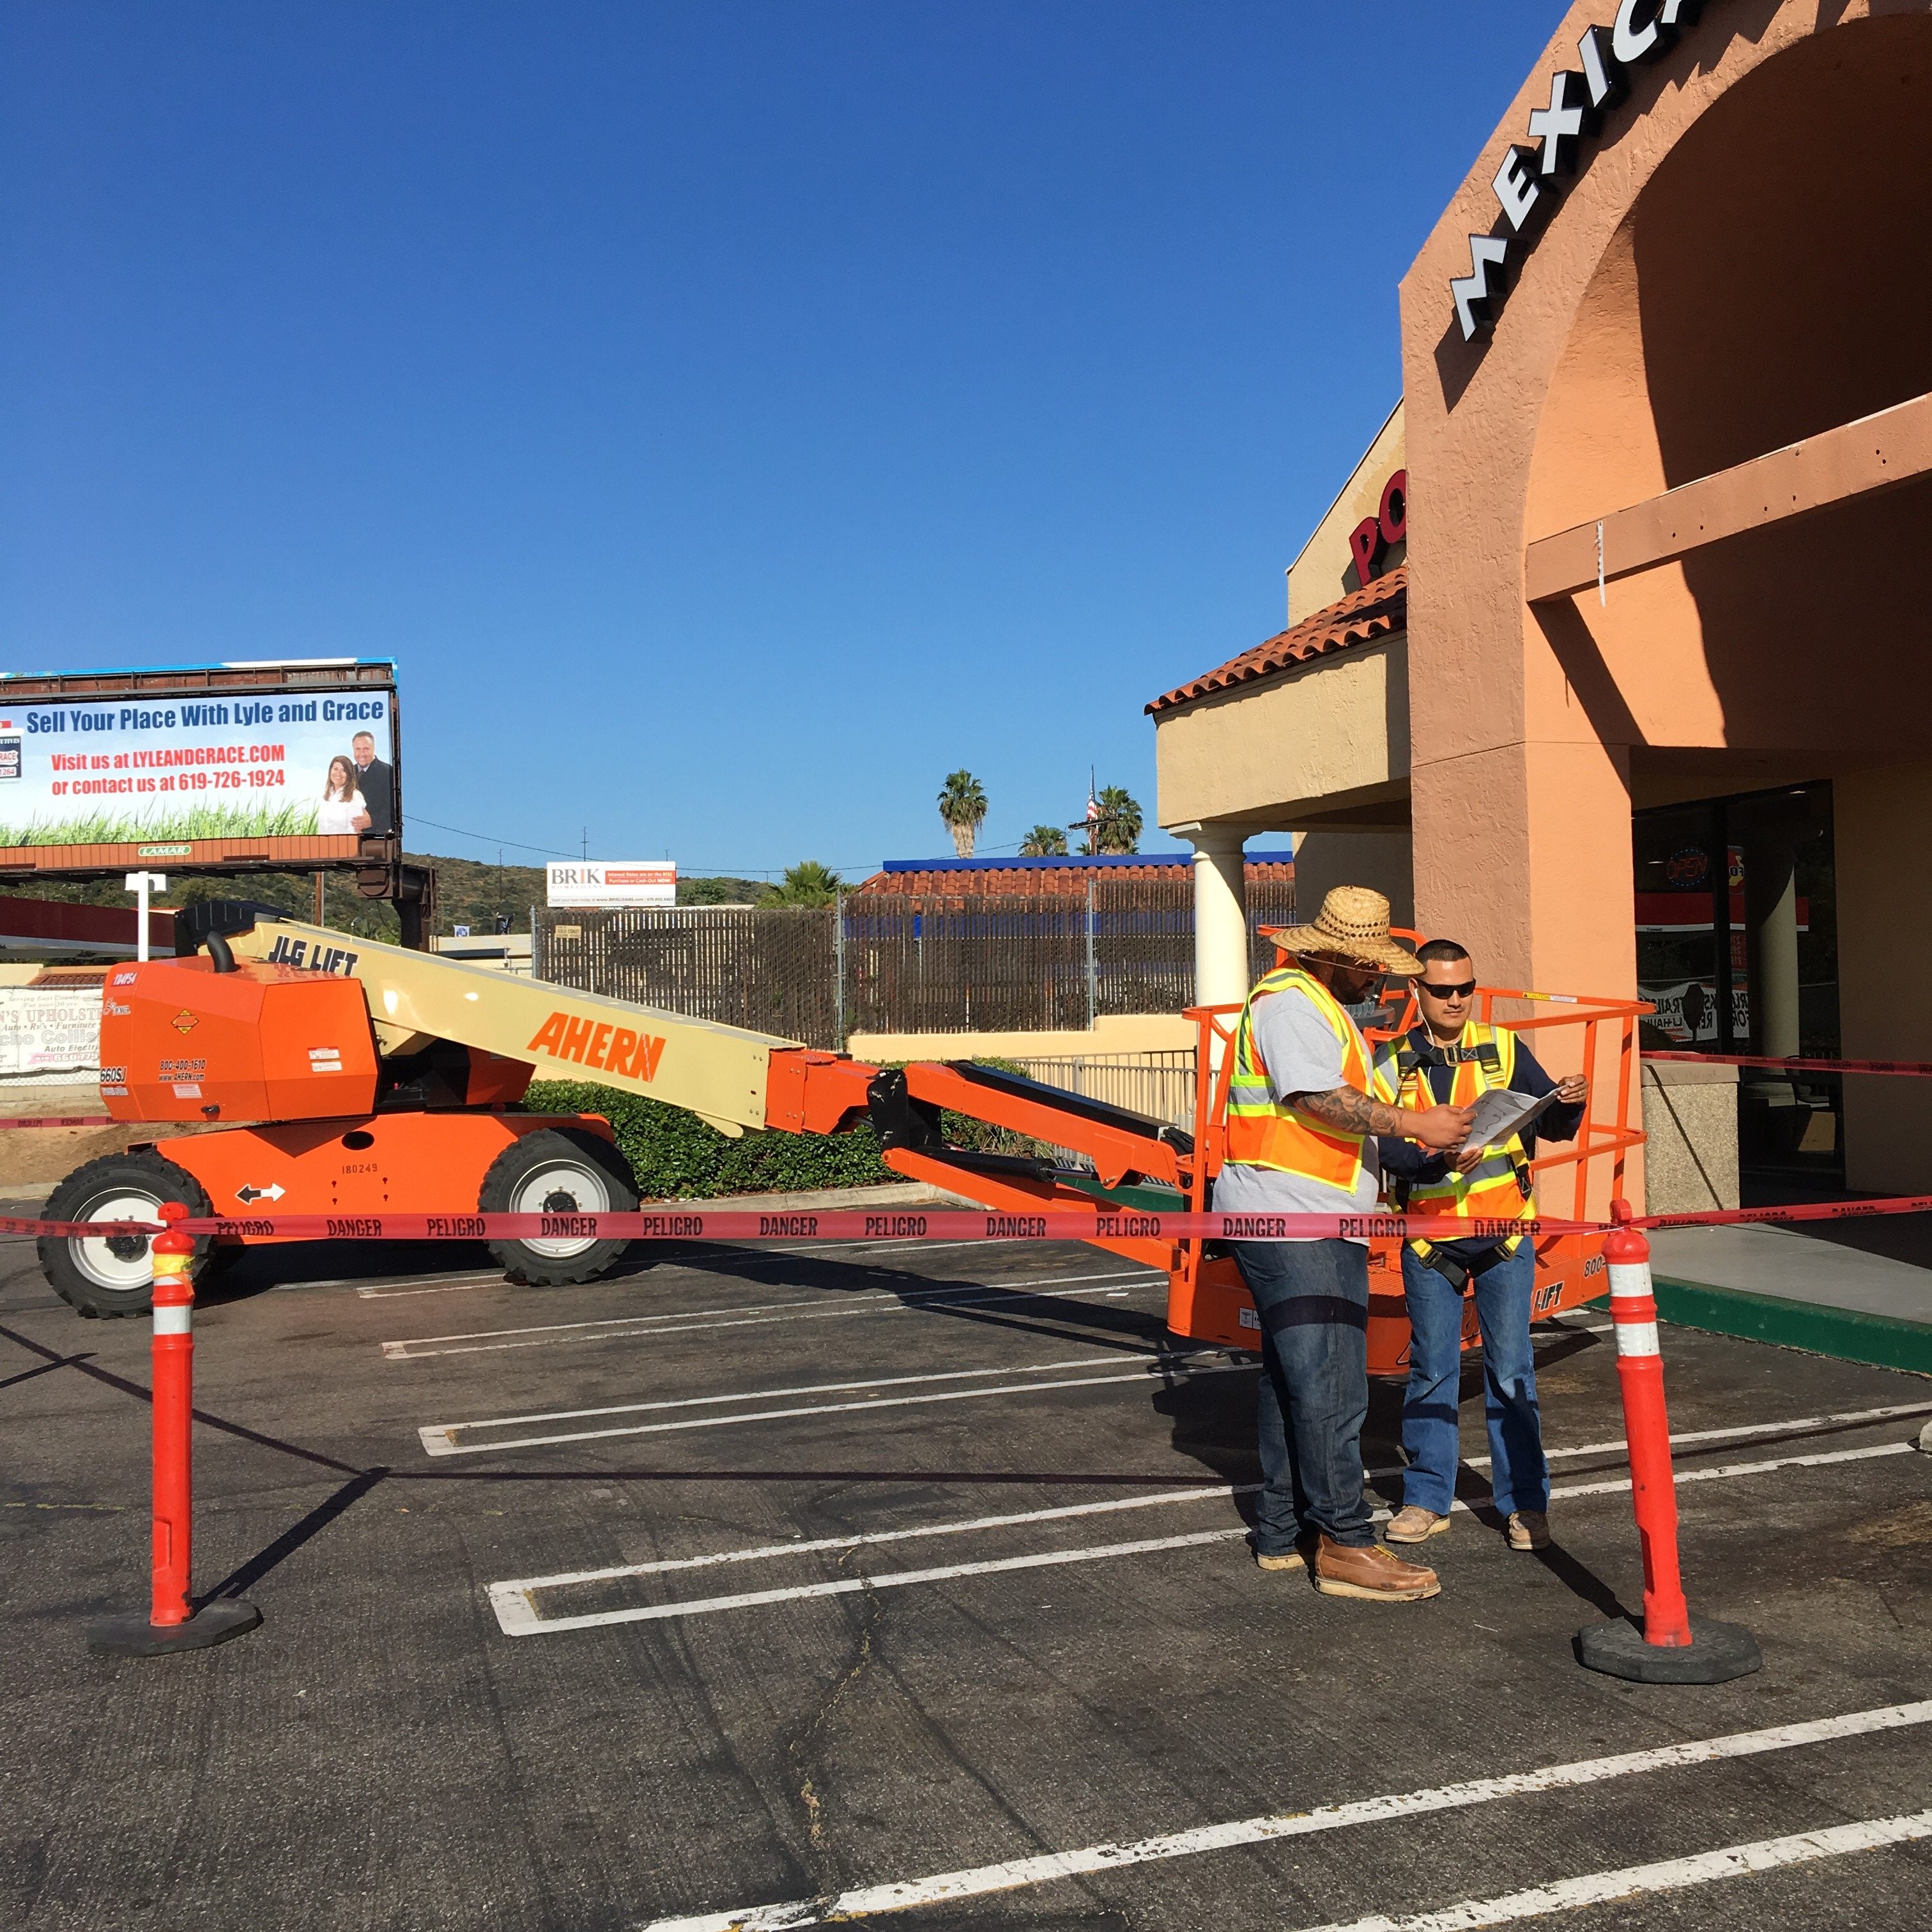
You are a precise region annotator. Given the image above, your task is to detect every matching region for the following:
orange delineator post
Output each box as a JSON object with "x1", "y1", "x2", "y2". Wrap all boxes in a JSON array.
[
  {"x1": 87, "y1": 1204, "x2": 262, "y2": 1657},
  {"x1": 1573, "y1": 1197, "x2": 1761, "y2": 1683},
  {"x1": 1600, "y1": 1206, "x2": 1692, "y2": 1648},
  {"x1": 148, "y1": 1209, "x2": 196, "y2": 1629}
]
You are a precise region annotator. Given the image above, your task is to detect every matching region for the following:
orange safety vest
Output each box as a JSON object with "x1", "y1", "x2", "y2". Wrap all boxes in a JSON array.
[
  {"x1": 1225, "y1": 966, "x2": 1392, "y2": 1193},
  {"x1": 1376, "y1": 1020, "x2": 1536, "y2": 1252}
]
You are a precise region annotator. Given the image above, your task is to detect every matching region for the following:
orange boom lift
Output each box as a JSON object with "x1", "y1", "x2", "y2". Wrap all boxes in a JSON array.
[{"x1": 41, "y1": 908, "x2": 1648, "y2": 1373}]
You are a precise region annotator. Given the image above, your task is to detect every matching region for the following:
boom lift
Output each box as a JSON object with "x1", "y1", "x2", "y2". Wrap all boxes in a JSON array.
[{"x1": 39, "y1": 909, "x2": 1644, "y2": 1377}]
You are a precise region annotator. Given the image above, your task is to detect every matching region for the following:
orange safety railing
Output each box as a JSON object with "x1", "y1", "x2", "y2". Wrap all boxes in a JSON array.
[{"x1": 1166, "y1": 936, "x2": 1653, "y2": 1376}]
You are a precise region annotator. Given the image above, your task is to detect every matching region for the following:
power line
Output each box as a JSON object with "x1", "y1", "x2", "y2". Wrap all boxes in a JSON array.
[{"x1": 405, "y1": 815, "x2": 578, "y2": 859}]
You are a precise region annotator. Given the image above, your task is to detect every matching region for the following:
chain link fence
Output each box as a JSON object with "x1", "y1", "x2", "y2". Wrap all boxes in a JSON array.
[{"x1": 532, "y1": 875, "x2": 1294, "y2": 1050}]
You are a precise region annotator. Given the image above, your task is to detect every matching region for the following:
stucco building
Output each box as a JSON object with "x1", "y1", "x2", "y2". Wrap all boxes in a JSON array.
[{"x1": 1151, "y1": 0, "x2": 1932, "y2": 1200}]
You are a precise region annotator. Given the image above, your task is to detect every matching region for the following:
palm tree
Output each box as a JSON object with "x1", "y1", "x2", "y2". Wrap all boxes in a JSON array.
[
  {"x1": 1093, "y1": 785, "x2": 1144, "y2": 855},
  {"x1": 763, "y1": 860, "x2": 845, "y2": 907},
  {"x1": 1018, "y1": 824, "x2": 1068, "y2": 857},
  {"x1": 937, "y1": 769, "x2": 988, "y2": 858}
]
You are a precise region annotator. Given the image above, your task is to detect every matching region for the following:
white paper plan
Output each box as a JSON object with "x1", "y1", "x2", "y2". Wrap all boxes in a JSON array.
[{"x1": 1453, "y1": 1085, "x2": 1557, "y2": 1167}]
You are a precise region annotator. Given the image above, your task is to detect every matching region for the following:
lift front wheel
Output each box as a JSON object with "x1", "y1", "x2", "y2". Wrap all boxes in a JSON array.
[
  {"x1": 37, "y1": 1151, "x2": 217, "y2": 1319},
  {"x1": 478, "y1": 1129, "x2": 638, "y2": 1285}
]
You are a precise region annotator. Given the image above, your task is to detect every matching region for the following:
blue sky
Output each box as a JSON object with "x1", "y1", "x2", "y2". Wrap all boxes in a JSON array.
[{"x1": 1, "y1": 3, "x2": 1565, "y2": 878}]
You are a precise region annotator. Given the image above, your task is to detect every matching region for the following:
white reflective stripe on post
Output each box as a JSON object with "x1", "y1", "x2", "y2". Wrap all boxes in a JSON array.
[
  {"x1": 151, "y1": 1305, "x2": 192, "y2": 1335},
  {"x1": 1613, "y1": 1319, "x2": 1660, "y2": 1358},
  {"x1": 1607, "y1": 1261, "x2": 1653, "y2": 1301}
]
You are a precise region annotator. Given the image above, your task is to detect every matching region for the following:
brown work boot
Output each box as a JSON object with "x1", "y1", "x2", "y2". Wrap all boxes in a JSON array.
[
  {"x1": 1384, "y1": 1505, "x2": 1451, "y2": 1544},
  {"x1": 1314, "y1": 1535, "x2": 1441, "y2": 1602},
  {"x1": 1507, "y1": 1510, "x2": 1551, "y2": 1551}
]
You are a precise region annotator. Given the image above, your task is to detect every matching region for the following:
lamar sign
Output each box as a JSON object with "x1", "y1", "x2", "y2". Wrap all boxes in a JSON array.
[{"x1": 1450, "y1": 0, "x2": 1715, "y2": 341}]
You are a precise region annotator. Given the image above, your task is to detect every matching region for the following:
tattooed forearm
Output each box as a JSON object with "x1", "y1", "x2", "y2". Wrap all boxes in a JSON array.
[{"x1": 1290, "y1": 1086, "x2": 1407, "y2": 1137}]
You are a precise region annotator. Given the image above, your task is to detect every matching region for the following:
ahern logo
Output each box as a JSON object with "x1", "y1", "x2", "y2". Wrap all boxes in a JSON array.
[
  {"x1": 526, "y1": 1011, "x2": 666, "y2": 1080},
  {"x1": 171, "y1": 1009, "x2": 199, "y2": 1034}
]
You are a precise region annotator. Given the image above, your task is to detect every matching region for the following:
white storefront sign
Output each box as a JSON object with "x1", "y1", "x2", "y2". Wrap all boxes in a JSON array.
[
  {"x1": 1450, "y1": 0, "x2": 1717, "y2": 341},
  {"x1": 0, "y1": 985, "x2": 104, "y2": 1084}
]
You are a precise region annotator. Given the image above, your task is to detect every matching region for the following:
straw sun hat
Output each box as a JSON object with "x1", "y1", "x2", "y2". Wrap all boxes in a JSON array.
[{"x1": 1259, "y1": 885, "x2": 1423, "y2": 976}]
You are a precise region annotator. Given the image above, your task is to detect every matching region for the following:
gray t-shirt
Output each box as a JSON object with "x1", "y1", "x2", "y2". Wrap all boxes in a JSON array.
[{"x1": 1214, "y1": 983, "x2": 1382, "y2": 1241}]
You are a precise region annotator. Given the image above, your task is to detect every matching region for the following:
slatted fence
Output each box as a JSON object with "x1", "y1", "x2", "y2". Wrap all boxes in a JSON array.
[{"x1": 533, "y1": 877, "x2": 1294, "y2": 1050}]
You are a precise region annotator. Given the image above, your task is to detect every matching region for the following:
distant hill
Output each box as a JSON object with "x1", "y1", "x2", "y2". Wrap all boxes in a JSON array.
[{"x1": 6, "y1": 858, "x2": 776, "y2": 944}]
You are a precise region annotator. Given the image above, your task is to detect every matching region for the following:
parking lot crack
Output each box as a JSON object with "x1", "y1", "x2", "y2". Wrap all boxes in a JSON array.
[{"x1": 786, "y1": 1579, "x2": 885, "y2": 1870}]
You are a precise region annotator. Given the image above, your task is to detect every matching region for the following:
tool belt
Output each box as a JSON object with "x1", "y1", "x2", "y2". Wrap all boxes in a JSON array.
[{"x1": 1409, "y1": 1236, "x2": 1507, "y2": 1293}]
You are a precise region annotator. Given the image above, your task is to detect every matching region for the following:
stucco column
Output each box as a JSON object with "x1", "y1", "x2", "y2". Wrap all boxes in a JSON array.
[
  {"x1": 1174, "y1": 825, "x2": 1250, "y2": 1013},
  {"x1": 1749, "y1": 842, "x2": 1802, "y2": 1062}
]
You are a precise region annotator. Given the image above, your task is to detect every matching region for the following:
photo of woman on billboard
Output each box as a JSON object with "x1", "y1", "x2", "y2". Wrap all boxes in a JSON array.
[{"x1": 316, "y1": 755, "x2": 371, "y2": 836}]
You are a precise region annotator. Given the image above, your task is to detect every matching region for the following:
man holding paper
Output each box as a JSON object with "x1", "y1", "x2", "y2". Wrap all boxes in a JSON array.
[{"x1": 1375, "y1": 940, "x2": 1586, "y2": 1553}]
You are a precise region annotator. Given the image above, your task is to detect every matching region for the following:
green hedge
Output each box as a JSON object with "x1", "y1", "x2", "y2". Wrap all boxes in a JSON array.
[{"x1": 526, "y1": 1071, "x2": 1048, "y2": 1202}]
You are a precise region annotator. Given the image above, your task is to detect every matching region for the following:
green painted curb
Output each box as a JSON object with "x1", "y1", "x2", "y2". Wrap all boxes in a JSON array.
[{"x1": 1646, "y1": 1275, "x2": 1932, "y2": 1376}]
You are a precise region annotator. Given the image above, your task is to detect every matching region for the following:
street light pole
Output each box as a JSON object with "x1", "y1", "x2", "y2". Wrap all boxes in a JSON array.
[{"x1": 125, "y1": 872, "x2": 166, "y2": 963}]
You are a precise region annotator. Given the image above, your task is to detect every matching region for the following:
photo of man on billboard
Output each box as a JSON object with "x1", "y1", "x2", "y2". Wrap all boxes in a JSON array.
[{"x1": 350, "y1": 730, "x2": 395, "y2": 836}]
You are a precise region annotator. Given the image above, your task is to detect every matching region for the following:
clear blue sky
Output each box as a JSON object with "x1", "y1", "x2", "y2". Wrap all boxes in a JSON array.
[{"x1": 1, "y1": 3, "x2": 1565, "y2": 878}]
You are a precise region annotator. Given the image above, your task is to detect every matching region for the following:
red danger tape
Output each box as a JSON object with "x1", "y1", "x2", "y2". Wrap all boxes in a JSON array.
[
  {"x1": 1641, "y1": 1193, "x2": 1932, "y2": 1231},
  {"x1": 1648, "y1": 1050, "x2": 1932, "y2": 1078},
  {"x1": 6, "y1": 1197, "x2": 1931, "y2": 1246},
  {"x1": 0, "y1": 1209, "x2": 1586, "y2": 1244}
]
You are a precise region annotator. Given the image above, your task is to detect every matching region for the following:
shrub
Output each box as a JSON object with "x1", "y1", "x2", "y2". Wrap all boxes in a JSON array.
[{"x1": 526, "y1": 1062, "x2": 1053, "y2": 1200}]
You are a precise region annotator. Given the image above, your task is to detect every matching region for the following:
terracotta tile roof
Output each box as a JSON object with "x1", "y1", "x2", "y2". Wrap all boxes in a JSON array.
[
  {"x1": 1146, "y1": 567, "x2": 1407, "y2": 716},
  {"x1": 855, "y1": 854, "x2": 1295, "y2": 898}
]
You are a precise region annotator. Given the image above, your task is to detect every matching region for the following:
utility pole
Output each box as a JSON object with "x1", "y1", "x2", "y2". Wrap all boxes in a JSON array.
[{"x1": 1085, "y1": 877, "x2": 1098, "y2": 1030}]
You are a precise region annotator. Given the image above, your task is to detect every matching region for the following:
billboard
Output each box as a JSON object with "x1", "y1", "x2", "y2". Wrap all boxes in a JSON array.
[
  {"x1": 546, "y1": 861, "x2": 677, "y2": 908},
  {"x1": 0, "y1": 661, "x2": 398, "y2": 878}
]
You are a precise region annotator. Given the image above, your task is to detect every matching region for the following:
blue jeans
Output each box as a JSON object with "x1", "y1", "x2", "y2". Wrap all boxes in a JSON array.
[
  {"x1": 1399, "y1": 1241, "x2": 1549, "y2": 1518},
  {"x1": 1230, "y1": 1239, "x2": 1374, "y2": 1551}
]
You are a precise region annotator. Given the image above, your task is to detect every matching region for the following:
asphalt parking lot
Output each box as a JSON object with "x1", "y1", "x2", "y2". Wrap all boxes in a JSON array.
[{"x1": 3, "y1": 1223, "x2": 1930, "y2": 1931}]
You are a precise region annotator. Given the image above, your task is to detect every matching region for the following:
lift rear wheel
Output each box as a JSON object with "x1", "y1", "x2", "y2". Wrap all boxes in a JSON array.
[
  {"x1": 479, "y1": 1128, "x2": 638, "y2": 1285},
  {"x1": 37, "y1": 1151, "x2": 217, "y2": 1319}
]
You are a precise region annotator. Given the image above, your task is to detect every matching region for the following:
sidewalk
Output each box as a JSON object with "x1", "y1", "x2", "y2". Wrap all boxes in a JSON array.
[{"x1": 1649, "y1": 1215, "x2": 1932, "y2": 1375}]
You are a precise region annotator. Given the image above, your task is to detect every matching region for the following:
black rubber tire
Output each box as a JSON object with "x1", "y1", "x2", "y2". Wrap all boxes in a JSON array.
[
  {"x1": 477, "y1": 1128, "x2": 638, "y2": 1285},
  {"x1": 37, "y1": 1151, "x2": 217, "y2": 1320}
]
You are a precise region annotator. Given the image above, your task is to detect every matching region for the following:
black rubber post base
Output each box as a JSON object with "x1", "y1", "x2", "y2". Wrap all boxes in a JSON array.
[
  {"x1": 88, "y1": 1599, "x2": 262, "y2": 1657},
  {"x1": 1575, "y1": 1614, "x2": 1762, "y2": 1683}
]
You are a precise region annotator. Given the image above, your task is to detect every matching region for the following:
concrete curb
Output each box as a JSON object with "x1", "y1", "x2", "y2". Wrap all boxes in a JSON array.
[
  {"x1": 647, "y1": 1180, "x2": 974, "y2": 1214},
  {"x1": 1646, "y1": 1273, "x2": 1932, "y2": 1377}
]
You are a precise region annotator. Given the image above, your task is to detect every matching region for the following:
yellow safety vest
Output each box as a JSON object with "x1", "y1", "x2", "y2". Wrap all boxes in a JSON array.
[
  {"x1": 1374, "y1": 1020, "x2": 1535, "y2": 1254},
  {"x1": 1225, "y1": 967, "x2": 1392, "y2": 1194}
]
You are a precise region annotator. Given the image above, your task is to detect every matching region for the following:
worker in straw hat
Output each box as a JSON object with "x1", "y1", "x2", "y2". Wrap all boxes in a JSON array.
[{"x1": 1219, "y1": 885, "x2": 1473, "y2": 1603}]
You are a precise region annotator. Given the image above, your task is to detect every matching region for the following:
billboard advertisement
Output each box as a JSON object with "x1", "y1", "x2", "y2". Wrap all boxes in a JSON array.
[
  {"x1": 546, "y1": 861, "x2": 677, "y2": 908},
  {"x1": 0, "y1": 663, "x2": 398, "y2": 877}
]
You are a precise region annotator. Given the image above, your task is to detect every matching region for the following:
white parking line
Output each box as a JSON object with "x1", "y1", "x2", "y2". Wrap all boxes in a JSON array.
[
  {"x1": 1461, "y1": 1399, "x2": 1932, "y2": 1471},
  {"x1": 420, "y1": 1346, "x2": 1245, "y2": 1457},
  {"x1": 382, "y1": 1269, "x2": 1162, "y2": 1360},
  {"x1": 483, "y1": 1397, "x2": 1932, "y2": 1610},
  {"x1": 492, "y1": 1439, "x2": 1917, "y2": 1634},
  {"x1": 1302, "y1": 1811, "x2": 1932, "y2": 1931},
  {"x1": 355, "y1": 1277, "x2": 503, "y2": 1300},
  {"x1": 634, "y1": 1700, "x2": 1932, "y2": 1929}
]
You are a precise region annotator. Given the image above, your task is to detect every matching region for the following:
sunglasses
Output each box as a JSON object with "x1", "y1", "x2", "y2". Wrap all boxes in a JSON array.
[{"x1": 1418, "y1": 978, "x2": 1476, "y2": 999}]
